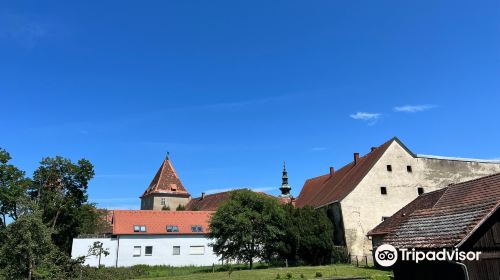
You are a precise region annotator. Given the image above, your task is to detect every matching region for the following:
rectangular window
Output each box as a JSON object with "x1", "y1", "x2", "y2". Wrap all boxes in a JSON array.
[
  {"x1": 134, "y1": 225, "x2": 147, "y2": 232},
  {"x1": 407, "y1": 165, "x2": 413, "y2": 173},
  {"x1": 145, "y1": 246, "x2": 153, "y2": 256},
  {"x1": 160, "y1": 198, "x2": 166, "y2": 206},
  {"x1": 133, "y1": 246, "x2": 141, "y2": 257},
  {"x1": 189, "y1": 246, "x2": 205, "y2": 255},
  {"x1": 380, "y1": 187, "x2": 387, "y2": 195},
  {"x1": 167, "y1": 225, "x2": 179, "y2": 232},
  {"x1": 418, "y1": 187, "x2": 424, "y2": 195},
  {"x1": 191, "y1": 225, "x2": 203, "y2": 233},
  {"x1": 386, "y1": 165, "x2": 392, "y2": 172},
  {"x1": 382, "y1": 216, "x2": 390, "y2": 221},
  {"x1": 173, "y1": 246, "x2": 180, "y2": 255}
]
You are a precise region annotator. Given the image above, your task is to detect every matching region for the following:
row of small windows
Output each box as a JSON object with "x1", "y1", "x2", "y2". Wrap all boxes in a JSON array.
[
  {"x1": 379, "y1": 187, "x2": 424, "y2": 196},
  {"x1": 386, "y1": 165, "x2": 412, "y2": 173},
  {"x1": 132, "y1": 245, "x2": 205, "y2": 257},
  {"x1": 134, "y1": 225, "x2": 204, "y2": 233}
]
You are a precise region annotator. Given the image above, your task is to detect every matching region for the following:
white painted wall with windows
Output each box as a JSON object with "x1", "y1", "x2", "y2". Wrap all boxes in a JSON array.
[{"x1": 72, "y1": 234, "x2": 220, "y2": 267}]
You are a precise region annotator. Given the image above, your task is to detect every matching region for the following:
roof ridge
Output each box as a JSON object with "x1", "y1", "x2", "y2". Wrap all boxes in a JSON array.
[{"x1": 448, "y1": 172, "x2": 500, "y2": 187}]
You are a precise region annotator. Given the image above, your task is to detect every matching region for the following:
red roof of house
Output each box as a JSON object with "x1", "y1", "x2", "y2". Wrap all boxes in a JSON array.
[
  {"x1": 186, "y1": 189, "x2": 284, "y2": 211},
  {"x1": 380, "y1": 173, "x2": 500, "y2": 249},
  {"x1": 141, "y1": 158, "x2": 190, "y2": 198},
  {"x1": 112, "y1": 210, "x2": 214, "y2": 235},
  {"x1": 367, "y1": 189, "x2": 446, "y2": 236},
  {"x1": 295, "y1": 137, "x2": 399, "y2": 208}
]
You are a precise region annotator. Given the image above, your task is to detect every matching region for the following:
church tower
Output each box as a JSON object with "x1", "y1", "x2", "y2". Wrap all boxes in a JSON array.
[
  {"x1": 279, "y1": 161, "x2": 292, "y2": 197},
  {"x1": 140, "y1": 153, "x2": 191, "y2": 210}
]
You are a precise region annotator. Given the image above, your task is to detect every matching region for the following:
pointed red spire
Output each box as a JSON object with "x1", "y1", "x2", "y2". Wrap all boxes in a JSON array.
[{"x1": 141, "y1": 155, "x2": 189, "y2": 198}]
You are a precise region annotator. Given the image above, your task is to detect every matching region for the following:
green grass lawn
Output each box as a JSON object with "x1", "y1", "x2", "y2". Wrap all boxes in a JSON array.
[{"x1": 134, "y1": 264, "x2": 392, "y2": 280}]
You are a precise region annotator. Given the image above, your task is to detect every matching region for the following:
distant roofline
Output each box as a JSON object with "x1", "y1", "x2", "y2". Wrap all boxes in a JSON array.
[{"x1": 416, "y1": 154, "x2": 500, "y2": 164}]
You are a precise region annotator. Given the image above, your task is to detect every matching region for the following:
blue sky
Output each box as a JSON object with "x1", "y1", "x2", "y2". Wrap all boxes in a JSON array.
[{"x1": 1, "y1": 1, "x2": 500, "y2": 209}]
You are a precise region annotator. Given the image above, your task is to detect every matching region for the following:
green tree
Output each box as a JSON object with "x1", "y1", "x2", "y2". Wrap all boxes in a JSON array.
[
  {"x1": 85, "y1": 241, "x2": 110, "y2": 268},
  {"x1": 30, "y1": 156, "x2": 95, "y2": 253},
  {"x1": 0, "y1": 148, "x2": 31, "y2": 226},
  {"x1": 0, "y1": 212, "x2": 55, "y2": 279},
  {"x1": 209, "y1": 190, "x2": 286, "y2": 269},
  {"x1": 291, "y1": 206, "x2": 334, "y2": 265}
]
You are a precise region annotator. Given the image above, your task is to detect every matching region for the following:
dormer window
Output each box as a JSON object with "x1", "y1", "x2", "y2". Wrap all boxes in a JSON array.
[
  {"x1": 167, "y1": 225, "x2": 179, "y2": 232},
  {"x1": 134, "y1": 225, "x2": 147, "y2": 232},
  {"x1": 191, "y1": 225, "x2": 203, "y2": 233}
]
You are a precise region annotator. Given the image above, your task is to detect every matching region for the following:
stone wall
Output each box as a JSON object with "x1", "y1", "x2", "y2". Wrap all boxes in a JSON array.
[{"x1": 339, "y1": 141, "x2": 500, "y2": 261}]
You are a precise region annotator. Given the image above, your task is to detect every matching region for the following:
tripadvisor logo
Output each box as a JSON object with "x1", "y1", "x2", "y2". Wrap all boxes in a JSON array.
[
  {"x1": 375, "y1": 244, "x2": 398, "y2": 267},
  {"x1": 375, "y1": 244, "x2": 482, "y2": 267}
]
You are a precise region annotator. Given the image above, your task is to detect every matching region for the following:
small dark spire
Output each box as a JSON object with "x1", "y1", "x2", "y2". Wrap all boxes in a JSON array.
[
  {"x1": 280, "y1": 161, "x2": 291, "y2": 197},
  {"x1": 166, "y1": 151, "x2": 170, "y2": 160}
]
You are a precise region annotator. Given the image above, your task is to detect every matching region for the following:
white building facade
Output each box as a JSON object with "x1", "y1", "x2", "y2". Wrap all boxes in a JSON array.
[
  {"x1": 71, "y1": 211, "x2": 221, "y2": 267},
  {"x1": 72, "y1": 234, "x2": 220, "y2": 267}
]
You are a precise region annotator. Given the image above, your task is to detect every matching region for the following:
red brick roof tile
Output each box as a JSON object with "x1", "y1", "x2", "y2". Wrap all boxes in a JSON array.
[
  {"x1": 295, "y1": 137, "x2": 397, "y2": 208},
  {"x1": 367, "y1": 189, "x2": 446, "y2": 236},
  {"x1": 380, "y1": 173, "x2": 500, "y2": 249},
  {"x1": 112, "y1": 210, "x2": 213, "y2": 235},
  {"x1": 186, "y1": 189, "x2": 284, "y2": 211},
  {"x1": 141, "y1": 159, "x2": 190, "y2": 198}
]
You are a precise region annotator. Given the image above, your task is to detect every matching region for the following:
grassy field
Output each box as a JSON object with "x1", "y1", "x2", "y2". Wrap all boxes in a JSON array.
[{"x1": 134, "y1": 264, "x2": 392, "y2": 280}]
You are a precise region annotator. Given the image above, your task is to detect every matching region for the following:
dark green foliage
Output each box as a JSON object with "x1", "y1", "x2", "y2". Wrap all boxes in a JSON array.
[
  {"x1": 176, "y1": 204, "x2": 186, "y2": 211},
  {"x1": 30, "y1": 156, "x2": 95, "y2": 253},
  {"x1": 315, "y1": 271, "x2": 323, "y2": 278},
  {"x1": 0, "y1": 212, "x2": 78, "y2": 279},
  {"x1": 286, "y1": 272, "x2": 293, "y2": 279},
  {"x1": 162, "y1": 205, "x2": 171, "y2": 211},
  {"x1": 0, "y1": 148, "x2": 31, "y2": 225},
  {"x1": 290, "y1": 206, "x2": 335, "y2": 265},
  {"x1": 276, "y1": 273, "x2": 281, "y2": 279},
  {"x1": 209, "y1": 190, "x2": 287, "y2": 269}
]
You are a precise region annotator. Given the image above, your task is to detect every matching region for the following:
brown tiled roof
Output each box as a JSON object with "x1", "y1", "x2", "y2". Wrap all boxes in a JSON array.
[
  {"x1": 141, "y1": 159, "x2": 190, "y2": 198},
  {"x1": 367, "y1": 189, "x2": 446, "y2": 236},
  {"x1": 186, "y1": 189, "x2": 283, "y2": 211},
  {"x1": 112, "y1": 210, "x2": 214, "y2": 235},
  {"x1": 295, "y1": 137, "x2": 397, "y2": 208},
  {"x1": 381, "y1": 173, "x2": 500, "y2": 249},
  {"x1": 186, "y1": 190, "x2": 235, "y2": 211}
]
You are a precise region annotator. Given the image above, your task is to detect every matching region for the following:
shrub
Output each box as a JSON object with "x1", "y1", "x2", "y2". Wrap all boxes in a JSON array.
[
  {"x1": 300, "y1": 273, "x2": 305, "y2": 278},
  {"x1": 286, "y1": 272, "x2": 293, "y2": 279},
  {"x1": 276, "y1": 273, "x2": 281, "y2": 279},
  {"x1": 315, "y1": 271, "x2": 323, "y2": 278}
]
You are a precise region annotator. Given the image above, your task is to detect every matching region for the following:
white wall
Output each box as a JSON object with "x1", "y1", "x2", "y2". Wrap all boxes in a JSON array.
[
  {"x1": 71, "y1": 237, "x2": 118, "y2": 267},
  {"x1": 340, "y1": 141, "x2": 500, "y2": 260},
  {"x1": 116, "y1": 234, "x2": 220, "y2": 267},
  {"x1": 72, "y1": 234, "x2": 221, "y2": 267}
]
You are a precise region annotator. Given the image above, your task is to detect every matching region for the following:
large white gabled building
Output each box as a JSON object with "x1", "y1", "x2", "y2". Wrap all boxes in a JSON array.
[{"x1": 71, "y1": 210, "x2": 220, "y2": 267}]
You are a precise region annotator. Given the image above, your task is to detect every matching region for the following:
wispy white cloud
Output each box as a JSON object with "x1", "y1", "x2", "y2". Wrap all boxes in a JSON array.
[
  {"x1": 350, "y1": 112, "x2": 381, "y2": 125},
  {"x1": 350, "y1": 112, "x2": 381, "y2": 121},
  {"x1": 311, "y1": 147, "x2": 328, "y2": 152},
  {"x1": 393, "y1": 104, "x2": 437, "y2": 113}
]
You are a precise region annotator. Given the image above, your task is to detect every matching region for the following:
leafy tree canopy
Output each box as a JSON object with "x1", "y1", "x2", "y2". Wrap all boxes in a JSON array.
[{"x1": 209, "y1": 189, "x2": 287, "y2": 269}]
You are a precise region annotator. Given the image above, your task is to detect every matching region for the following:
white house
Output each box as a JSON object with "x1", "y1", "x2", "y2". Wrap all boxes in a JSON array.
[{"x1": 71, "y1": 210, "x2": 220, "y2": 267}]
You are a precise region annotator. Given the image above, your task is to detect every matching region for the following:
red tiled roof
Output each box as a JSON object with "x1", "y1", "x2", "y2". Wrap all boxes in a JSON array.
[
  {"x1": 112, "y1": 210, "x2": 213, "y2": 235},
  {"x1": 381, "y1": 173, "x2": 500, "y2": 249},
  {"x1": 367, "y1": 189, "x2": 446, "y2": 236},
  {"x1": 186, "y1": 189, "x2": 283, "y2": 211},
  {"x1": 141, "y1": 159, "x2": 190, "y2": 198},
  {"x1": 295, "y1": 137, "x2": 398, "y2": 208}
]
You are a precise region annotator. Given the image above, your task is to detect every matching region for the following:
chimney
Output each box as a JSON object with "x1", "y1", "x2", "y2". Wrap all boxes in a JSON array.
[
  {"x1": 371, "y1": 147, "x2": 377, "y2": 152},
  {"x1": 354, "y1": 153, "x2": 360, "y2": 164},
  {"x1": 201, "y1": 192, "x2": 205, "y2": 200},
  {"x1": 329, "y1": 167, "x2": 335, "y2": 176}
]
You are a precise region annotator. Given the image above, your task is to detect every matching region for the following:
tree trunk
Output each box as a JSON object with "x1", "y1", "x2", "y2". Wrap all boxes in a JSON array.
[{"x1": 249, "y1": 258, "x2": 253, "y2": 269}]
